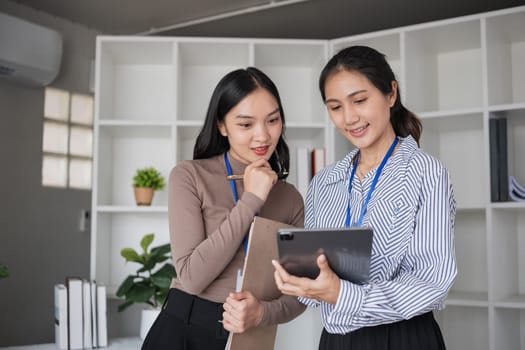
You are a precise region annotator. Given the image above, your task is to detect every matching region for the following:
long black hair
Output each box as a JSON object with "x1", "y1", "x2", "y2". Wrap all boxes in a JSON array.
[
  {"x1": 193, "y1": 67, "x2": 290, "y2": 177},
  {"x1": 319, "y1": 45, "x2": 422, "y2": 144}
]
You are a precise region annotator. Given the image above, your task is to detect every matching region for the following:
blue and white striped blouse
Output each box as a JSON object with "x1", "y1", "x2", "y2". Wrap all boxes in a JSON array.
[{"x1": 300, "y1": 135, "x2": 457, "y2": 334}]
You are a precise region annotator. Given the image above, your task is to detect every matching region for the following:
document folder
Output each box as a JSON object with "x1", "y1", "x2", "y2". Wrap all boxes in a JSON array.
[{"x1": 225, "y1": 217, "x2": 294, "y2": 350}]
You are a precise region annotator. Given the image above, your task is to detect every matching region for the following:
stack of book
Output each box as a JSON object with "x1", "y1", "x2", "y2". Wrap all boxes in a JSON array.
[{"x1": 54, "y1": 278, "x2": 107, "y2": 349}]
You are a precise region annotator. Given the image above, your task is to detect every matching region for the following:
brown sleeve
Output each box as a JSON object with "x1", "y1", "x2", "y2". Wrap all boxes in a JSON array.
[
  {"x1": 258, "y1": 295, "x2": 306, "y2": 326},
  {"x1": 288, "y1": 185, "x2": 305, "y2": 228},
  {"x1": 168, "y1": 162, "x2": 263, "y2": 295}
]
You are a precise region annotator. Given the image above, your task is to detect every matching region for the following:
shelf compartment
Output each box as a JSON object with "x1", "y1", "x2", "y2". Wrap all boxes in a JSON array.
[
  {"x1": 445, "y1": 291, "x2": 488, "y2": 307},
  {"x1": 491, "y1": 207, "x2": 525, "y2": 304},
  {"x1": 177, "y1": 41, "x2": 250, "y2": 121},
  {"x1": 486, "y1": 10, "x2": 525, "y2": 106},
  {"x1": 92, "y1": 212, "x2": 170, "y2": 296},
  {"x1": 489, "y1": 109, "x2": 525, "y2": 198},
  {"x1": 419, "y1": 112, "x2": 485, "y2": 208},
  {"x1": 176, "y1": 125, "x2": 202, "y2": 162},
  {"x1": 97, "y1": 38, "x2": 176, "y2": 121},
  {"x1": 96, "y1": 124, "x2": 174, "y2": 206},
  {"x1": 493, "y1": 308, "x2": 525, "y2": 350},
  {"x1": 404, "y1": 20, "x2": 483, "y2": 113},
  {"x1": 435, "y1": 305, "x2": 489, "y2": 350},
  {"x1": 253, "y1": 42, "x2": 327, "y2": 124},
  {"x1": 449, "y1": 211, "x2": 488, "y2": 297}
]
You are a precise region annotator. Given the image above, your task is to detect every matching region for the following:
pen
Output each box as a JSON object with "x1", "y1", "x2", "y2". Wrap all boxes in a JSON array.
[{"x1": 226, "y1": 171, "x2": 288, "y2": 180}]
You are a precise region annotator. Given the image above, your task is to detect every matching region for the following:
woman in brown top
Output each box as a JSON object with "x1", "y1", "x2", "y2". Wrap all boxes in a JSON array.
[{"x1": 141, "y1": 67, "x2": 306, "y2": 350}]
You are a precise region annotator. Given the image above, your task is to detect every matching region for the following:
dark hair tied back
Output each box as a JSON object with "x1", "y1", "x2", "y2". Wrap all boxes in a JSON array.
[{"x1": 319, "y1": 45, "x2": 422, "y2": 144}]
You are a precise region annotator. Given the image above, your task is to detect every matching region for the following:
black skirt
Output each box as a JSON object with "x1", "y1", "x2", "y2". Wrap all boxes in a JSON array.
[
  {"x1": 141, "y1": 288, "x2": 229, "y2": 350},
  {"x1": 318, "y1": 312, "x2": 446, "y2": 350}
]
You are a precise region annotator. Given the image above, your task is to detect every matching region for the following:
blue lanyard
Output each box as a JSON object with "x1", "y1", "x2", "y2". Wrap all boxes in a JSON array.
[
  {"x1": 224, "y1": 152, "x2": 250, "y2": 253},
  {"x1": 345, "y1": 137, "x2": 398, "y2": 227}
]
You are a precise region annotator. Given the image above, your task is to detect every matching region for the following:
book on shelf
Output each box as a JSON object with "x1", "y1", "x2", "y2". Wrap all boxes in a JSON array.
[
  {"x1": 54, "y1": 284, "x2": 68, "y2": 350},
  {"x1": 66, "y1": 277, "x2": 84, "y2": 350},
  {"x1": 82, "y1": 280, "x2": 93, "y2": 348},
  {"x1": 497, "y1": 118, "x2": 509, "y2": 201},
  {"x1": 97, "y1": 284, "x2": 108, "y2": 347},
  {"x1": 311, "y1": 148, "x2": 326, "y2": 177},
  {"x1": 91, "y1": 281, "x2": 99, "y2": 348},
  {"x1": 509, "y1": 175, "x2": 525, "y2": 202},
  {"x1": 489, "y1": 117, "x2": 509, "y2": 202},
  {"x1": 489, "y1": 118, "x2": 500, "y2": 202}
]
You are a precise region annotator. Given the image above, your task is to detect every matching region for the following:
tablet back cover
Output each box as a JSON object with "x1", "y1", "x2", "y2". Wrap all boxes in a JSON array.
[{"x1": 277, "y1": 227, "x2": 373, "y2": 284}]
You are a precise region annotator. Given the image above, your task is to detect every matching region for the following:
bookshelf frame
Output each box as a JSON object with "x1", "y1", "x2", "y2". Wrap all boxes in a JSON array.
[{"x1": 92, "y1": 5, "x2": 525, "y2": 349}]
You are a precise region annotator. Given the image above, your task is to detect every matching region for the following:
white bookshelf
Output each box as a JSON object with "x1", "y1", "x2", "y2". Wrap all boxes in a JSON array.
[{"x1": 92, "y1": 5, "x2": 525, "y2": 349}]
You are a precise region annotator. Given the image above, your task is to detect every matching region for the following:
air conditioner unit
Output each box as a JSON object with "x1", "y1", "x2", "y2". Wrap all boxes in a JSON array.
[{"x1": 0, "y1": 12, "x2": 62, "y2": 86}]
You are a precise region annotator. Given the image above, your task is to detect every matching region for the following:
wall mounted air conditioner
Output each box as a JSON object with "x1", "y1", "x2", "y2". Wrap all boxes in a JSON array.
[{"x1": 0, "y1": 12, "x2": 62, "y2": 86}]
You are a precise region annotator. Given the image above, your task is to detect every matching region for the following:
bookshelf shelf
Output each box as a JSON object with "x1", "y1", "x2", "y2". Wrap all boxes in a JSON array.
[
  {"x1": 494, "y1": 295, "x2": 525, "y2": 309},
  {"x1": 92, "y1": 5, "x2": 525, "y2": 349},
  {"x1": 446, "y1": 291, "x2": 489, "y2": 307}
]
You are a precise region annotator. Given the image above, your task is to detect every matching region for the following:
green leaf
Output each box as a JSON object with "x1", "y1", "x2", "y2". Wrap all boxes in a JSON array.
[
  {"x1": 141, "y1": 233, "x2": 155, "y2": 252},
  {"x1": 151, "y1": 275, "x2": 172, "y2": 289},
  {"x1": 132, "y1": 167, "x2": 165, "y2": 190},
  {"x1": 150, "y1": 243, "x2": 171, "y2": 257},
  {"x1": 117, "y1": 233, "x2": 175, "y2": 311},
  {"x1": 0, "y1": 264, "x2": 9, "y2": 279},
  {"x1": 126, "y1": 284, "x2": 156, "y2": 303},
  {"x1": 151, "y1": 264, "x2": 176, "y2": 288},
  {"x1": 117, "y1": 300, "x2": 134, "y2": 312},
  {"x1": 153, "y1": 264, "x2": 177, "y2": 278},
  {"x1": 157, "y1": 288, "x2": 169, "y2": 302},
  {"x1": 116, "y1": 275, "x2": 136, "y2": 297},
  {"x1": 120, "y1": 248, "x2": 141, "y2": 263}
]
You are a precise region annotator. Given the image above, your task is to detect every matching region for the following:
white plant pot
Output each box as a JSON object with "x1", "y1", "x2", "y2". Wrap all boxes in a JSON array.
[{"x1": 140, "y1": 308, "x2": 161, "y2": 340}]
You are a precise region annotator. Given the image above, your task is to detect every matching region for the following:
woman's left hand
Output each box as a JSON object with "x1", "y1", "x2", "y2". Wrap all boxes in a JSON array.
[
  {"x1": 222, "y1": 291, "x2": 263, "y2": 333},
  {"x1": 273, "y1": 254, "x2": 341, "y2": 305}
]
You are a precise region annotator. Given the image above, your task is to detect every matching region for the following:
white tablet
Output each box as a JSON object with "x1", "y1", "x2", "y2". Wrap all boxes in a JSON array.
[{"x1": 277, "y1": 227, "x2": 373, "y2": 284}]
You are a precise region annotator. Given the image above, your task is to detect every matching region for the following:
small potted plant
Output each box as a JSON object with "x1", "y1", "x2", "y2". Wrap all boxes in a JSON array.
[
  {"x1": 116, "y1": 233, "x2": 176, "y2": 339},
  {"x1": 0, "y1": 263, "x2": 9, "y2": 279},
  {"x1": 132, "y1": 167, "x2": 165, "y2": 206}
]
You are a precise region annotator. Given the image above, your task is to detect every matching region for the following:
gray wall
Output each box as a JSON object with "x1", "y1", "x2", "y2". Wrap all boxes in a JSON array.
[{"x1": 0, "y1": 1, "x2": 97, "y2": 346}]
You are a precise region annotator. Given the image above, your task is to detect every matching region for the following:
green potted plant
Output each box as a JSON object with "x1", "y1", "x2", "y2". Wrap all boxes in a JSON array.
[
  {"x1": 116, "y1": 233, "x2": 176, "y2": 339},
  {"x1": 132, "y1": 167, "x2": 165, "y2": 206},
  {"x1": 0, "y1": 263, "x2": 9, "y2": 279}
]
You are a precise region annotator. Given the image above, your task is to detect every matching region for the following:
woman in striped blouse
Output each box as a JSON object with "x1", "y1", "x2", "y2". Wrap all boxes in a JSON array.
[{"x1": 273, "y1": 45, "x2": 457, "y2": 350}]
